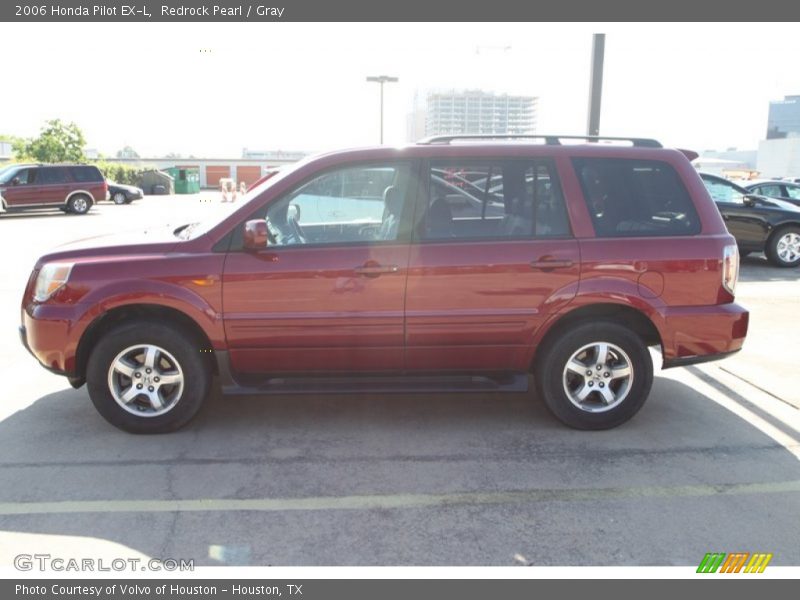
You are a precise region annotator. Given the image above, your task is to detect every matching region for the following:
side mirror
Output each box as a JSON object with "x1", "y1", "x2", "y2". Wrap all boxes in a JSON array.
[
  {"x1": 743, "y1": 194, "x2": 759, "y2": 206},
  {"x1": 243, "y1": 219, "x2": 268, "y2": 251}
]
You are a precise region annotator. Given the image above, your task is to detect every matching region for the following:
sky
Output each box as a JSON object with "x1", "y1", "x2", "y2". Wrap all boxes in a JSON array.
[{"x1": 2, "y1": 22, "x2": 799, "y2": 158}]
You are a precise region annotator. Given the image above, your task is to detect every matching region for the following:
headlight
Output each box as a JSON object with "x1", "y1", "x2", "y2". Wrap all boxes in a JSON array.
[{"x1": 34, "y1": 263, "x2": 74, "y2": 302}]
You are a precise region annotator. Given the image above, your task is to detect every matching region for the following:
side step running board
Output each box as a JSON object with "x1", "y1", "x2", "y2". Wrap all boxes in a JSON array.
[{"x1": 214, "y1": 352, "x2": 529, "y2": 395}]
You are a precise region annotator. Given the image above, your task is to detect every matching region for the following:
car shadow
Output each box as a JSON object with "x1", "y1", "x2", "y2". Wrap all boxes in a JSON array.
[
  {"x1": 739, "y1": 253, "x2": 800, "y2": 282},
  {"x1": 0, "y1": 375, "x2": 798, "y2": 566},
  {"x1": 0, "y1": 210, "x2": 101, "y2": 220}
]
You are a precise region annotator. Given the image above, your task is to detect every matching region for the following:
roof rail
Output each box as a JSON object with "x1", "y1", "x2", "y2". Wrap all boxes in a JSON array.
[{"x1": 417, "y1": 134, "x2": 663, "y2": 148}]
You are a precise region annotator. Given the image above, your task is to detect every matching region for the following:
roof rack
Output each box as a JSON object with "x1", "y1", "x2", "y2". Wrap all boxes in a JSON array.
[{"x1": 417, "y1": 134, "x2": 663, "y2": 148}]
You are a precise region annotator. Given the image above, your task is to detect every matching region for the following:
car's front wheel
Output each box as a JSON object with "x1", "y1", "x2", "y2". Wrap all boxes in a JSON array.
[
  {"x1": 766, "y1": 226, "x2": 800, "y2": 268},
  {"x1": 534, "y1": 321, "x2": 653, "y2": 430},
  {"x1": 112, "y1": 191, "x2": 127, "y2": 205},
  {"x1": 86, "y1": 321, "x2": 211, "y2": 433}
]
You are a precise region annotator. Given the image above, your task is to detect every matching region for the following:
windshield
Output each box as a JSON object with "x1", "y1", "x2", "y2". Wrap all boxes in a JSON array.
[
  {"x1": 175, "y1": 159, "x2": 310, "y2": 240},
  {"x1": 0, "y1": 166, "x2": 21, "y2": 185}
]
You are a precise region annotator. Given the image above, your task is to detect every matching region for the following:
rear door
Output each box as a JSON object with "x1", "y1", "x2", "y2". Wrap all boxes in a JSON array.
[
  {"x1": 404, "y1": 158, "x2": 580, "y2": 372},
  {"x1": 36, "y1": 167, "x2": 70, "y2": 205}
]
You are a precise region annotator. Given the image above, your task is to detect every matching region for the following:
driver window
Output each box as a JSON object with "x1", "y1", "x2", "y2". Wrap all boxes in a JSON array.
[
  {"x1": 704, "y1": 178, "x2": 746, "y2": 204},
  {"x1": 263, "y1": 163, "x2": 413, "y2": 247},
  {"x1": 12, "y1": 168, "x2": 36, "y2": 185}
]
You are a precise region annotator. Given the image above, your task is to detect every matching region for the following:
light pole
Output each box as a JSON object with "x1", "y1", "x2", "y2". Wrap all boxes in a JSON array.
[
  {"x1": 366, "y1": 75, "x2": 398, "y2": 144},
  {"x1": 586, "y1": 34, "x2": 605, "y2": 137}
]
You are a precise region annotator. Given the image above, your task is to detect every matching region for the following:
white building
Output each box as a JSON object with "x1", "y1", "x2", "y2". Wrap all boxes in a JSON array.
[
  {"x1": 408, "y1": 89, "x2": 538, "y2": 141},
  {"x1": 756, "y1": 137, "x2": 800, "y2": 179}
]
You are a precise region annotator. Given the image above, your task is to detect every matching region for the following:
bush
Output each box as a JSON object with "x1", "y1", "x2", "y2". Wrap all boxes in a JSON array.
[{"x1": 93, "y1": 161, "x2": 145, "y2": 186}]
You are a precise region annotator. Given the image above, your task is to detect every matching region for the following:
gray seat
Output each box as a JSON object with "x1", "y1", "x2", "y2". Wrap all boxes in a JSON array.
[
  {"x1": 425, "y1": 196, "x2": 453, "y2": 238},
  {"x1": 379, "y1": 186, "x2": 403, "y2": 240}
]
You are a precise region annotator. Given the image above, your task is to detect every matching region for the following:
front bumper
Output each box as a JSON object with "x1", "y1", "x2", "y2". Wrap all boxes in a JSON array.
[
  {"x1": 659, "y1": 302, "x2": 749, "y2": 368},
  {"x1": 19, "y1": 323, "x2": 70, "y2": 376},
  {"x1": 20, "y1": 303, "x2": 91, "y2": 377}
]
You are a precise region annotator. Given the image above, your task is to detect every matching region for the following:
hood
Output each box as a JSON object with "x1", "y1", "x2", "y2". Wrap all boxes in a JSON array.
[
  {"x1": 750, "y1": 195, "x2": 800, "y2": 212},
  {"x1": 36, "y1": 224, "x2": 187, "y2": 263}
]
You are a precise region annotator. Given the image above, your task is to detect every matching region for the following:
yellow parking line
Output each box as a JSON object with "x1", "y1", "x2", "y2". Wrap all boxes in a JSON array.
[{"x1": 1, "y1": 480, "x2": 799, "y2": 516}]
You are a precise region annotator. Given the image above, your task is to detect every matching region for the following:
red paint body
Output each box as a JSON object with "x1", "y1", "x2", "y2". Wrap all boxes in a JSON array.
[{"x1": 20, "y1": 143, "x2": 748, "y2": 382}]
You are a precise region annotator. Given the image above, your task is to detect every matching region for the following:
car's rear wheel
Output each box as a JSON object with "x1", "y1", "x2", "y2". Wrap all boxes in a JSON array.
[
  {"x1": 67, "y1": 194, "x2": 92, "y2": 215},
  {"x1": 112, "y1": 191, "x2": 127, "y2": 205},
  {"x1": 534, "y1": 321, "x2": 653, "y2": 430},
  {"x1": 766, "y1": 226, "x2": 800, "y2": 268},
  {"x1": 86, "y1": 321, "x2": 211, "y2": 433}
]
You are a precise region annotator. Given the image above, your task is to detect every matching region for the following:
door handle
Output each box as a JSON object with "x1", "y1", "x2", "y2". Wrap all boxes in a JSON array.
[
  {"x1": 529, "y1": 259, "x2": 574, "y2": 270},
  {"x1": 354, "y1": 264, "x2": 399, "y2": 277}
]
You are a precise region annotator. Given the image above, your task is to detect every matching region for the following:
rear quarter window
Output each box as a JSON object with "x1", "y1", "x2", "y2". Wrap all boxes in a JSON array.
[
  {"x1": 69, "y1": 166, "x2": 103, "y2": 183},
  {"x1": 573, "y1": 158, "x2": 701, "y2": 237}
]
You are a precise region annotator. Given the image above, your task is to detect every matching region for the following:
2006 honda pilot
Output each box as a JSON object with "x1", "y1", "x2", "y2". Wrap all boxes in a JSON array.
[{"x1": 19, "y1": 135, "x2": 749, "y2": 433}]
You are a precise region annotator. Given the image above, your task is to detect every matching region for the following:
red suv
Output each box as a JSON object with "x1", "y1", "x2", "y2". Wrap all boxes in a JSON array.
[
  {"x1": 0, "y1": 163, "x2": 107, "y2": 215},
  {"x1": 19, "y1": 136, "x2": 748, "y2": 433}
]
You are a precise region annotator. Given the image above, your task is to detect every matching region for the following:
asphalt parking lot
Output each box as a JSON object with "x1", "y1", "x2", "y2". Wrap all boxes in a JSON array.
[{"x1": 0, "y1": 195, "x2": 798, "y2": 567}]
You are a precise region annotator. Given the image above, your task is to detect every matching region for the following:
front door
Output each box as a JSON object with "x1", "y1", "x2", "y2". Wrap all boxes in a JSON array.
[
  {"x1": 222, "y1": 161, "x2": 418, "y2": 374},
  {"x1": 3, "y1": 167, "x2": 41, "y2": 207},
  {"x1": 404, "y1": 158, "x2": 580, "y2": 372}
]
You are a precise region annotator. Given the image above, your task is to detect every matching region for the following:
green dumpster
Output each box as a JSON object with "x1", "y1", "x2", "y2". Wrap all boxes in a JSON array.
[{"x1": 165, "y1": 167, "x2": 200, "y2": 194}]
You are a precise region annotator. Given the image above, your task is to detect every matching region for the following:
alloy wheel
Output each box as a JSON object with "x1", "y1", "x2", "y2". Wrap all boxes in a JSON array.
[
  {"x1": 107, "y1": 344, "x2": 184, "y2": 417},
  {"x1": 562, "y1": 341, "x2": 634, "y2": 412}
]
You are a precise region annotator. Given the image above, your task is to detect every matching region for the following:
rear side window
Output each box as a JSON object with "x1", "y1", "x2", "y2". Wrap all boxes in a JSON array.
[
  {"x1": 70, "y1": 166, "x2": 103, "y2": 183},
  {"x1": 421, "y1": 159, "x2": 571, "y2": 241},
  {"x1": 38, "y1": 167, "x2": 69, "y2": 184},
  {"x1": 573, "y1": 158, "x2": 700, "y2": 237}
]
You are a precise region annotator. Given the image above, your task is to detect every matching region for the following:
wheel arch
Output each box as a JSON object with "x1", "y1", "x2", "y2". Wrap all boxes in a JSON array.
[
  {"x1": 529, "y1": 302, "x2": 663, "y2": 372},
  {"x1": 766, "y1": 221, "x2": 800, "y2": 245},
  {"x1": 65, "y1": 189, "x2": 96, "y2": 205},
  {"x1": 74, "y1": 304, "x2": 217, "y2": 384}
]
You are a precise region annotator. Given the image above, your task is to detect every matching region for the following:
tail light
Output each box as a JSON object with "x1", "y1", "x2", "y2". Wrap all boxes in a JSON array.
[{"x1": 722, "y1": 244, "x2": 739, "y2": 296}]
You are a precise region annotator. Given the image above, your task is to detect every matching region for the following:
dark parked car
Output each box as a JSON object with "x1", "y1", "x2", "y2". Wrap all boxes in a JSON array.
[
  {"x1": 741, "y1": 179, "x2": 800, "y2": 208},
  {"x1": 699, "y1": 172, "x2": 800, "y2": 267},
  {"x1": 20, "y1": 135, "x2": 748, "y2": 433},
  {"x1": 0, "y1": 164, "x2": 107, "y2": 215},
  {"x1": 107, "y1": 181, "x2": 144, "y2": 205}
]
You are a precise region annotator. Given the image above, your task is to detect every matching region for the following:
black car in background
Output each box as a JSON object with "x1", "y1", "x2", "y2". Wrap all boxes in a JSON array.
[
  {"x1": 699, "y1": 172, "x2": 800, "y2": 267},
  {"x1": 107, "y1": 180, "x2": 144, "y2": 204},
  {"x1": 741, "y1": 179, "x2": 800, "y2": 208}
]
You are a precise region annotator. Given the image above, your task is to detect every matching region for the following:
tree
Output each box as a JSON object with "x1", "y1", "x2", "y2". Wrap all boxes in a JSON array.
[
  {"x1": 164, "y1": 152, "x2": 183, "y2": 159},
  {"x1": 15, "y1": 119, "x2": 86, "y2": 163},
  {"x1": 116, "y1": 145, "x2": 140, "y2": 159}
]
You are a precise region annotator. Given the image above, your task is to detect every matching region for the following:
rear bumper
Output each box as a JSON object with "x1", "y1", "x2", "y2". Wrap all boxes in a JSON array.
[{"x1": 659, "y1": 302, "x2": 749, "y2": 369}]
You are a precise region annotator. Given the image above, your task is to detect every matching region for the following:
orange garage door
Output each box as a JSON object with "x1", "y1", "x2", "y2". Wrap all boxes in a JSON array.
[
  {"x1": 236, "y1": 166, "x2": 262, "y2": 187},
  {"x1": 206, "y1": 166, "x2": 230, "y2": 188}
]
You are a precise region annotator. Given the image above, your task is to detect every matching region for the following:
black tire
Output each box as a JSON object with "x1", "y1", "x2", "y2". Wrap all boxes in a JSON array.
[
  {"x1": 534, "y1": 321, "x2": 653, "y2": 430},
  {"x1": 86, "y1": 320, "x2": 211, "y2": 433},
  {"x1": 765, "y1": 225, "x2": 800, "y2": 268},
  {"x1": 66, "y1": 194, "x2": 92, "y2": 215},
  {"x1": 112, "y1": 191, "x2": 127, "y2": 205}
]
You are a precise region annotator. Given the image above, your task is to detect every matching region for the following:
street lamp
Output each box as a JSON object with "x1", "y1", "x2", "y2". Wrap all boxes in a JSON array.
[{"x1": 366, "y1": 75, "x2": 399, "y2": 144}]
